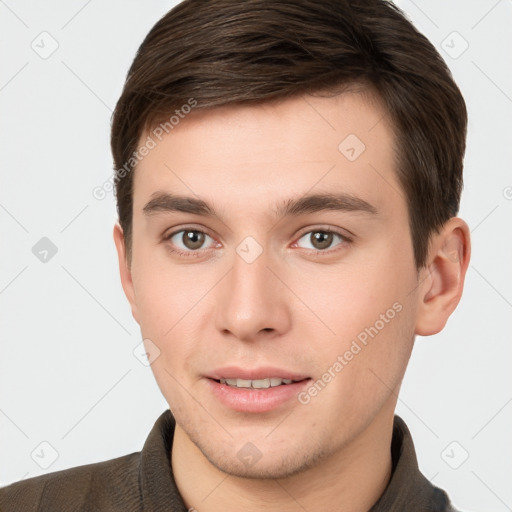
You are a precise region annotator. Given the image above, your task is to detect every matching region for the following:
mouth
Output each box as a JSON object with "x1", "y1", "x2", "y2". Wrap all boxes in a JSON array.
[
  {"x1": 212, "y1": 377, "x2": 307, "y2": 389},
  {"x1": 204, "y1": 368, "x2": 312, "y2": 413}
]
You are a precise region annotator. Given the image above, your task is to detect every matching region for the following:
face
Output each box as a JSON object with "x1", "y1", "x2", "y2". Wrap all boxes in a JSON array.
[{"x1": 118, "y1": 91, "x2": 425, "y2": 478}]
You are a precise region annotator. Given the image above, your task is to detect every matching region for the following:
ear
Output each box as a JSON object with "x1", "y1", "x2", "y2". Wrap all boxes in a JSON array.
[
  {"x1": 113, "y1": 222, "x2": 139, "y2": 324},
  {"x1": 414, "y1": 217, "x2": 471, "y2": 336}
]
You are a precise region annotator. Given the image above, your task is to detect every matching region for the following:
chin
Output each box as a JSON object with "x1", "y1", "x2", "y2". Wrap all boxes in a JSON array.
[{"x1": 196, "y1": 435, "x2": 328, "y2": 480}]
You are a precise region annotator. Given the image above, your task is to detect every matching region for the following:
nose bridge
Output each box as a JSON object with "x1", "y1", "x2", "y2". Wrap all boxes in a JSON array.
[
  {"x1": 232, "y1": 245, "x2": 270, "y2": 306},
  {"x1": 215, "y1": 240, "x2": 290, "y2": 340}
]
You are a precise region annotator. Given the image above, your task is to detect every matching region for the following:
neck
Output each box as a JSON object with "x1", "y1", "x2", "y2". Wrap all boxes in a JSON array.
[{"x1": 171, "y1": 409, "x2": 394, "y2": 512}]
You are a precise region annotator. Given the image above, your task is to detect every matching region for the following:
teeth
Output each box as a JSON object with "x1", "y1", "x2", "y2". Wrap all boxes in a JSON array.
[
  {"x1": 236, "y1": 378, "x2": 252, "y2": 388},
  {"x1": 219, "y1": 377, "x2": 297, "y2": 388},
  {"x1": 252, "y1": 378, "x2": 271, "y2": 389}
]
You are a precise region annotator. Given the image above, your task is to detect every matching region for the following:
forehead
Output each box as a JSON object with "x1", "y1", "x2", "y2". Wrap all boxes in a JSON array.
[{"x1": 132, "y1": 91, "x2": 404, "y2": 222}]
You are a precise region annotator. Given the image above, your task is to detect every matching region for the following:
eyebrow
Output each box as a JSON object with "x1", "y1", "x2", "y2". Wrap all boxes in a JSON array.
[{"x1": 142, "y1": 191, "x2": 378, "y2": 220}]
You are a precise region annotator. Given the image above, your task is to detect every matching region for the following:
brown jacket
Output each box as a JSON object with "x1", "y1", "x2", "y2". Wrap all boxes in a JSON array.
[{"x1": 0, "y1": 410, "x2": 460, "y2": 511}]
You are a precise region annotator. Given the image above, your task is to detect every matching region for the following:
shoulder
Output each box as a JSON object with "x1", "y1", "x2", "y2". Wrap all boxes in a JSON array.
[{"x1": 0, "y1": 451, "x2": 142, "y2": 512}]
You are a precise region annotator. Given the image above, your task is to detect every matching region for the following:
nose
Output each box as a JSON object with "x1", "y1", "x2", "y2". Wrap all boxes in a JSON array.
[{"x1": 215, "y1": 245, "x2": 292, "y2": 343}]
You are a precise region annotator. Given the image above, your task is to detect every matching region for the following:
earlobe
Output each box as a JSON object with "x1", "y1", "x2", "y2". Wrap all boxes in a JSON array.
[
  {"x1": 113, "y1": 223, "x2": 139, "y2": 324},
  {"x1": 414, "y1": 218, "x2": 471, "y2": 336}
]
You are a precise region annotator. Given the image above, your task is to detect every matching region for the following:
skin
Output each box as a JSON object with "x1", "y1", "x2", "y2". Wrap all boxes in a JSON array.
[{"x1": 113, "y1": 90, "x2": 470, "y2": 512}]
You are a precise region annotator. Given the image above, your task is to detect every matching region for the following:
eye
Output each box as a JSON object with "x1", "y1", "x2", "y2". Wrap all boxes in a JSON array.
[
  {"x1": 294, "y1": 229, "x2": 350, "y2": 252},
  {"x1": 164, "y1": 228, "x2": 217, "y2": 255}
]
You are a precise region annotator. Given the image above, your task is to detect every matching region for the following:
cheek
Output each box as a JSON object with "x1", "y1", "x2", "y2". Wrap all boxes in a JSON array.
[
  {"x1": 131, "y1": 241, "x2": 202, "y2": 333},
  {"x1": 321, "y1": 271, "x2": 416, "y2": 405},
  {"x1": 130, "y1": 253, "x2": 187, "y2": 345},
  {"x1": 300, "y1": 255, "x2": 411, "y2": 341},
  {"x1": 131, "y1": 260, "x2": 205, "y2": 409},
  {"x1": 293, "y1": 250, "x2": 417, "y2": 393},
  {"x1": 130, "y1": 246, "x2": 227, "y2": 384}
]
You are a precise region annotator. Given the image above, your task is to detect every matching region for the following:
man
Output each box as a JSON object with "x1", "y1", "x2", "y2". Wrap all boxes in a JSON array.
[{"x1": 0, "y1": 0, "x2": 470, "y2": 510}]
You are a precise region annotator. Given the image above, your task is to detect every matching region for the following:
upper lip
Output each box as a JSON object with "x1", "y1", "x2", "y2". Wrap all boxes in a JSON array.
[{"x1": 206, "y1": 366, "x2": 310, "y2": 381}]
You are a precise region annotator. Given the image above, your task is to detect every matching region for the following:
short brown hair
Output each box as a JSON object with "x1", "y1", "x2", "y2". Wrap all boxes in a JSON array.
[{"x1": 110, "y1": 0, "x2": 467, "y2": 268}]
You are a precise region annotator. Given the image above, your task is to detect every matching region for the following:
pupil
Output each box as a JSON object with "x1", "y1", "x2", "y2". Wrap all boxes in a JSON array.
[
  {"x1": 184, "y1": 231, "x2": 204, "y2": 249},
  {"x1": 312, "y1": 232, "x2": 332, "y2": 249}
]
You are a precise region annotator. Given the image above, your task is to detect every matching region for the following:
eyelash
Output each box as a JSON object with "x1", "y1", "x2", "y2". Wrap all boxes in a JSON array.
[{"x1": 163, "y1": 226, "x2": 353, "y2": 258}]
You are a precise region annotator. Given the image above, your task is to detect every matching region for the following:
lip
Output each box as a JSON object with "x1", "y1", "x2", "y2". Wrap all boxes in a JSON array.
[
  {"x1": 206, "y1": 366, "x2": 310, "y2": 381},
  {"x1": 204, "y1": 366, "x2": 311, "y2": 413}
]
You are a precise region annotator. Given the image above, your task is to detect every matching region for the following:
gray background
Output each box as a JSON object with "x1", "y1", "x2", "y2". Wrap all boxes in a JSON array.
[{"x1": 0, "y1": 1, "x2": 510, "y2": 511}]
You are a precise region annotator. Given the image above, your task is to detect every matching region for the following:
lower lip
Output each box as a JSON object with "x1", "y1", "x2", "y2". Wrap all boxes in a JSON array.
[{"x1": 205, "y1": 378, "x2": 311, "y2": 413}]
